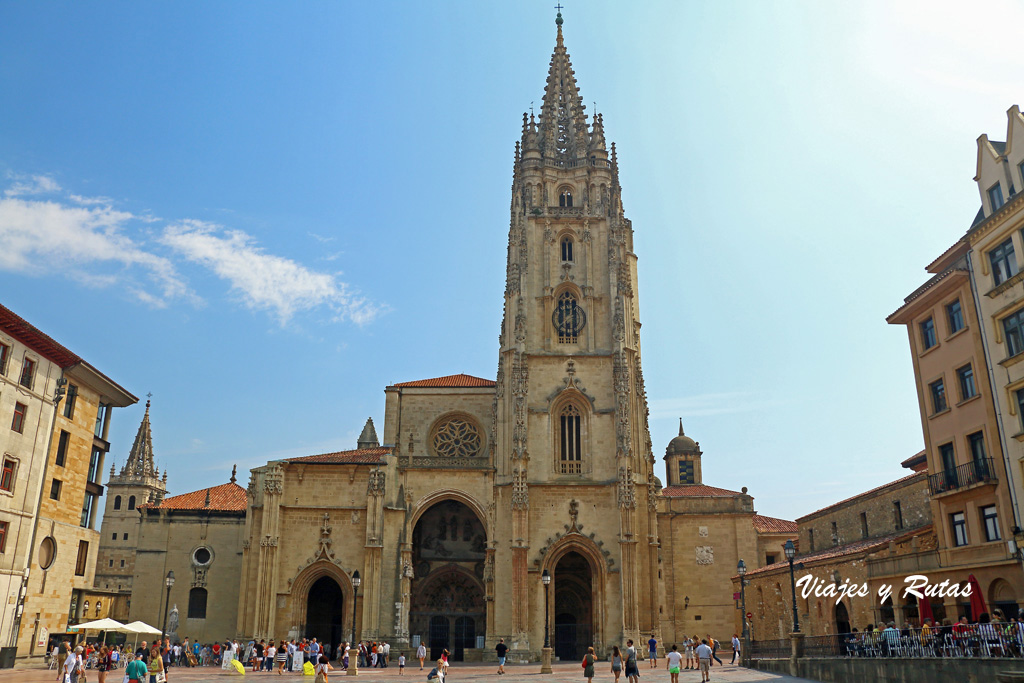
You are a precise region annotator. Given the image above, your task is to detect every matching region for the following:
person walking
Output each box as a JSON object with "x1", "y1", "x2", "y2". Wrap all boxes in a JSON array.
[
  {"x1": 97, "y1": 645, "x2": 112, "y2": 683},
  {"x1": 314, "y1": 655, "x2": 333, "y2": 683},
  {"x1": 495, "y1": 638, "x2": 508, "y2": 675},
  {"x1": 665, "y1": 645, "x2": 682, "y2": 683},
  {"x1": 398, "y1": 652, "x2": 405, "y2": 675},
  {"x1": 647, "y1": 634, "x2": 657, "y2": 668},
  {"x1": 695, "y1": 640, "x2": 712, "y2": 683},
  {"x1": 582, "y1": 646, "x2": 596, "y2": 683},
  {"x1": 417, "y1": 643, "x2": 427, "y2": 671},
  {"x1": 610, "y1": 645, "x2": 622, "y2": 683},
  {"x1": 706, "y1": 635, "x2": 722, "y2": 667},
  {"x1": 730, "y1": 635, "x2": 740, "y2": 665},
  {"x1": 57, "y1": 642, "x2": 70, "y2": 682},
  {"x1": 683, "y1": 637, "x2": 694, "y2": 671},
  {"x1": 125, "y1": 652, "x2": 148, "y2": 683},
  {"x1": 148, "y1": 645, "x2": 164, "y2": 683},
  {"x1": 64, "y1": 646, "x2": 82, "y2": 683},
  {"x1": 624, "y1": 639, "x2": 639, "y2": 683}
]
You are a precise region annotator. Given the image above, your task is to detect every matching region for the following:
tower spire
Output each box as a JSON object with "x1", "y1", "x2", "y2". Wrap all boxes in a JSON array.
[
  {"x1": 121, "y1": 399, "x2": 157, "y2": 478},
  {"x1": 538, "y1": 6, "x2": 588, "y2": 161}
]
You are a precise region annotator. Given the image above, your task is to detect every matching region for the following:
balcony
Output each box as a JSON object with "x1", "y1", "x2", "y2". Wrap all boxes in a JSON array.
[{"x1": 928, "y1": 457, "x2": 996, "y2": 496}]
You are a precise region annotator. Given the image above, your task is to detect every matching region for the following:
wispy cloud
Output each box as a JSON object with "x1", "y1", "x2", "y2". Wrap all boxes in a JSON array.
[
  {"x1": 648, "y1": 391, "x2": 785, "y2": 418},
  {"x1": 162, "y1": 220, "x2": 380, "y2": 325},
  {"x1": 4, "y1": 173, "x2": 61, "y2": 197}
]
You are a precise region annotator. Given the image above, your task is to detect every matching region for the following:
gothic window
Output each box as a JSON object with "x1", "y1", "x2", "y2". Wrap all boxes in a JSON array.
[
  {"x1": 113, "y1": 496, "x2": 121, "y2": 510},
  {"x1": 128, "y1": 495, "x2": 136, "y2": 510},
  {"x1": 188, "y1": 587, "x2": 207, "y2": 619},
  {"x1": 561, "y1": 236, "x2": 574, "y2": 262},
  {"x1": 431, "y1": 417, "x2": 482, "y2": 458},
  {"x1": 559, "y1": 190, "x2": 573, "y2": 207},
  {"x1": 559, "y1": 404, "x2": 583, "y2": 474},
  {"x1": 553, "y1": 291, "x2": 586, "y2": 343}
]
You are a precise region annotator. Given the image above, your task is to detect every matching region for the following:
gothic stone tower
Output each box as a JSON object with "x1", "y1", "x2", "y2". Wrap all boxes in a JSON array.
[
  {"x1": 94, "y1": 401, "x2": 167, "y2": 596},
  {"x1": 493, "y1": 12, "x2": 662, "y2": 657}
]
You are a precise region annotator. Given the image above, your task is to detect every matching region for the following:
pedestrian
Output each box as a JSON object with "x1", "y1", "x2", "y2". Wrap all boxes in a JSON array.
[
  {"x1": 398, "y1": 652, "x2": 406, "y2": 676},
  {"x1": 610, "y1": 645, "x2": 622, "y2": 683},
  {"x1": 496, "y1": 638, "x2": 508, "y2": 675},
  {"x1": 582, "y1": 646, "x2": 596, "y2": 683},
  {"x1": 665, "y1": 645, "x2": 681, "y2": 683},
  {"x1": 314, "y1": 655, "x2": 333, "y2": 683},
  {"x1": 417, "y1": 642, "x2": 427, "y2": 670},
  {"x1": 97, "y1": 645, "x2": 111, "y2": 683},
  {"x1": 125, "y1": 653, "x2": 148, "y2": 683},
  {"x1": 149, "y1": 645, "x2": 164, "y2": 683},
  {"x1": 706, "y1": 635, "x2": 722, "y2": 667},
  {"x1": 57, "y1": 641, "x2": 70, "y2": 682},
  {"x1": 64, "y1": 646, "x2": 82, "y2": 683},
  {"x1": 647, "y1": 634, "x2": 657, "y2": 668},
  {"x1": 683, "y1": 637, "x2": 694, "y2": 670},
  {"x1": 383, "y1": 641, "x2": 390, "y2": 668},
  {"x1": 694, "y1": 640, "x2": 712, "y2": 683},
  {"x1": 730, "y1": 634, "x2": 740, "y2": 665},
  {"x1": 624, "y1": 639, "x2": 639, "y2": 683}
]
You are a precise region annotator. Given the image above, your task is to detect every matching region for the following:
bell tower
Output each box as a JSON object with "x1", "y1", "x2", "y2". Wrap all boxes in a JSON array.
[{"x1": 492, "y1": 11, "x2": 662, "y2": 656}]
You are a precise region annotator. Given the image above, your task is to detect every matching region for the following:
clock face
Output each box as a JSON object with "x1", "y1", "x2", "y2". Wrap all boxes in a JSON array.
[{"x1": 553, "y1": 293, "x2": 586, "y2": 341}]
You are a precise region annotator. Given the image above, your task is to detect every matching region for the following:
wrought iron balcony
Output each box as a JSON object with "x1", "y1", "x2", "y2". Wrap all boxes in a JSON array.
[{"x1": 928, "y1": 457, "x2": 996, "y2": 495}]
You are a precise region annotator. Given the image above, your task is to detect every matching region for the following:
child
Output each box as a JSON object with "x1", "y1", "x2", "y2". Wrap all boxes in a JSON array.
[
  {"x1": 665, "y1": 644, "x2": 682, "y2": 683},
  {"x1": 398, "y1": 653, "x2": 405, "y2": 675}
]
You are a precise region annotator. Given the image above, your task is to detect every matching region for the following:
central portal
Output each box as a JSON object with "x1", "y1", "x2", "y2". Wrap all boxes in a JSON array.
[
  {"x1": 306, "y1": 576, "x2": 345, "y2": 653},
  {"x1": 554, "y1": 551, "x2": 593, "y2": 661},
  {"x1": 410, "y1": 500, "x2": 486, "y2": 661}
]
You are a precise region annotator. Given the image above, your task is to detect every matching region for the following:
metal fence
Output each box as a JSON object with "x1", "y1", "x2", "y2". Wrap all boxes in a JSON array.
[{"x1": 751, "y1": 623, "x2": 1024, "y2": 660}]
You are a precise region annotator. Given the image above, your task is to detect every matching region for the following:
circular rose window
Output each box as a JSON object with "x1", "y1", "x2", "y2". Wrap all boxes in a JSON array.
[
  {"x1": 39, "y1": 537, "x2": 56, "y2": 570},
  {"x1": 432, "y1": 418, "x2": 482, "y2": 458},
  {"x1": 193, "y1": 547, "x2": 212, "y2": 565}
]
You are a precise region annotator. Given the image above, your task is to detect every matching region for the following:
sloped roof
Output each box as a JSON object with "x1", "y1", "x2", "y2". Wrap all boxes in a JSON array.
[
  {"x1": 150, "y1": 482, "x2": 247, "y2": 512},
  {"x1": 797, "y1": 472, "x2": 924, "y2": 521},
  {"x1": 391, "y1": 374, "x2": 496, "y2": 389},
  {"x1": 284, "y1": 447, "x2": 391, "y2": 465},
  {"x1": 661, "y1": 484, "x2": 745, "y2": 498},
  {"x1": 753, "y1": 514, "x2": 798, "y2": 534},
  {"x1": 0, "y1": 302, "x2": 81, "y2": 367}
]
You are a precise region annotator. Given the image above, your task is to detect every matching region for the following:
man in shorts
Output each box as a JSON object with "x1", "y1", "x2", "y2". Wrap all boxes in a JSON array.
[
  {"x1": 495, "y1": 638, "x2": 508, "y2": 675},
  {"x1": 647, "y1": 634, "x2": 657, "y2": 668},
  {"x1": 695, "y1": 640, "x2": 712, "y2": 683}
]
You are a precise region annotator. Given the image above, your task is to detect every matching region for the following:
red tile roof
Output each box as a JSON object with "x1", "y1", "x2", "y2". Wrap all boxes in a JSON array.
[
  {"x1": 753, "y1": 514, "x2": 798, "y2": 534},
  {"x1": 797, "y1": 472, "x2": 925, "y2": 521},
  {"x1": 150, "y1": 482, "x2": 247, "y2": 512},
  {"x1": 901, "y1": 451, "x2": 928, "y2": 472},
  {"x1": 391, "y1": 374, "x2": 496, "y2": 389},
  {"x1": 0, "y1": 302, "x2": 81, "y2": 368},
  {"x1": 285, "y1": 447, "x2": 391, "y2": 464},
  {"x1": 661, "y1": 484, "x2": 745, "y2": 498}
]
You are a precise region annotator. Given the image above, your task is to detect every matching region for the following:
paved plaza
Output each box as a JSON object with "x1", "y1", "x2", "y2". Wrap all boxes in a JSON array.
[{"x1": 7, "y1": 661, "x2": 818, "y2": 683}]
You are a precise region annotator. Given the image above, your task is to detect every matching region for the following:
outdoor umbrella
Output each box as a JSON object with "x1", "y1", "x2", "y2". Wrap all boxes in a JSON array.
[
  {"x1": 968, "y1": 574, "x2": 988, "y2": 621},
  {"x1": 122, "y1": 621, "x2": 162, "y2": 652},
  {"x1": 70, "y1": 618, "x2": 127, "y2": 648},
  {"x1": 918, "y1": 595, "x2": 935, "y2": 624}
]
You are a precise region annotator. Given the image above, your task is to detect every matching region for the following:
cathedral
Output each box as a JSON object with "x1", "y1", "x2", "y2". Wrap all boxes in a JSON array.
[{"x1": 115, "y1": 14, "x2": 795, "y2": 662}]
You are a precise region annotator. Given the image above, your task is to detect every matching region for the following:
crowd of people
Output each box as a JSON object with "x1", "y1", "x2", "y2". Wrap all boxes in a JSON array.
[{"x1": 840, "y1": 611, "x2": 1024, "y2": 658}]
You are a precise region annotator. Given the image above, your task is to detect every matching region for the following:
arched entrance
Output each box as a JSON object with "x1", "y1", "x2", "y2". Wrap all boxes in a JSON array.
[
  {"x1": 989, "y1": 578, "x2": 1020, "y2": 619},
  {"x1": 834, "y1": 601, "x2": 850, "y2": 634},
  {"x1": 410, "y1": 500, "x2": 486, "y2": 661},
  {"x1": 306, "y1": 576, "x2": 345, "y2": 652},
  {"x1": 553, "y1": 551, "x2": 592, "y2": 661}
]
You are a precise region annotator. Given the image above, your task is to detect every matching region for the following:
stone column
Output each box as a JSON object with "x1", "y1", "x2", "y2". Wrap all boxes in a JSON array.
[
  {"x1": 788, "y1": 632, "x2": 804, "y2": 679},
  {"x1": 346, "y1": 645, "x2": 359, "y2": 676}
]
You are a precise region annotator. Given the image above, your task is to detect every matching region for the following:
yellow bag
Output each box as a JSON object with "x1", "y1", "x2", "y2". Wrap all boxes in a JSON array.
[
  {"x1": 231, "y1": 660, "x2": 246, "y2": 675},
  {"x1": 303, "y1": 661, "x2": 315, "y2": 676}
]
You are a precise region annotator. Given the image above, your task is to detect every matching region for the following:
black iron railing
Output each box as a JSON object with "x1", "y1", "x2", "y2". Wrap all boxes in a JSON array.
[
  {"x1": 928, "y1": 458, "x2": 995, "y2": 495},
  {"x1": 749, "y1": 638, "x2": 790, "y2": 659}
]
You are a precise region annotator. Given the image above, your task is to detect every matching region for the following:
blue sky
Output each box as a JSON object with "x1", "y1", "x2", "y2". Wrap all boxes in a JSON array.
[{"x1": 2, "y1": 1, "x2": 1023, "y2": 521}]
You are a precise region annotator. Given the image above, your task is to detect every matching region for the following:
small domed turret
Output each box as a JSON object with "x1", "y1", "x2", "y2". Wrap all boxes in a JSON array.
[
  {"x1": 664, "y1": 419, "x2": 703, "y2": 486},
  {"x1": 666, "y1": 419, "x2": 700, "y2": 456}
]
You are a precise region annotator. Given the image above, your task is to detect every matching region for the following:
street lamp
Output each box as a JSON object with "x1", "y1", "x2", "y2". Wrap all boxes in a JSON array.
[
  {"x1": 737, "y1": 559, "x2": 748, "y2": 642},
  {"x1": 540, "y1": 570, "x2": 552, "y2": 674},
  {"x1": 784, "y1": 540, "x2": 799, "y2": 633},
  {"x1": 160, "y1": 571, "x2": 175, "y2": 644},
  {"x1": 351, "y1": 571, "x2": 361, "y2": 645}
]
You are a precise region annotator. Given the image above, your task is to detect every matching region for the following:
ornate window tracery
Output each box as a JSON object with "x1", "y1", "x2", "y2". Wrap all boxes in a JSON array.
[
  {"x1": 561, "y1": 236, "x2": 574, "y2": 262},
  {"x1": 559, "y1": 190, "x2": 573, "y2": 207},
  {"x1": 432, "y1": 417, "x2": 482, "y2": 458},
  {"x1": 559, "y1": 404, "x2": 583, "y2": 474},
  {"x1": 554, "y1": 291, "x2": 585, "y2": 343}
]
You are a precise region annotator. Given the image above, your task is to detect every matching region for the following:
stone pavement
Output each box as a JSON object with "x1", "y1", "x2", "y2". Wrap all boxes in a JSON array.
[{"x1": 4, "y1": 661, "x2": 819, "y2": 683}]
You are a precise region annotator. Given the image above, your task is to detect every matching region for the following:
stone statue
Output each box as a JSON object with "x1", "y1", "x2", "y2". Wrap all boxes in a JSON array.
[{"x1": 168, "y1": 604, "x2": 179, "y2": 635}]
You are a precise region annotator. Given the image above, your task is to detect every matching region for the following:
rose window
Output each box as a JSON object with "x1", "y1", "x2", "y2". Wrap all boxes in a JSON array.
[{"x1": 432, "y1": 418, "x2": 482, "y2": 458}]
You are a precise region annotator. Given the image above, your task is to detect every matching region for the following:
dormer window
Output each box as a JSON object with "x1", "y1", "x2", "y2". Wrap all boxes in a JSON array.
[
  {"x1": 990, "y1": 183, "x2": 1006, "y2": 211},
  {"x1": 559, "y1": 190, "x2": 573, "y2": 207},
  {"x1": 561, "y1": 236, "x2": 574, "y2": 262}
]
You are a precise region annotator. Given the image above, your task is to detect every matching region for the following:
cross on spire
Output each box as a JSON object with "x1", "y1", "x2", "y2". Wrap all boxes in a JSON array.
[{"x1": 554, "y1": 2, "x2": 564, "y2": 11}]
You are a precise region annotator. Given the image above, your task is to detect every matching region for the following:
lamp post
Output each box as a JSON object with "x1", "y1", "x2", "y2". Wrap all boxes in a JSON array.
[
  {"x1": 540, "y1": 569, "x2": 552, "y2": 674},
  {"x1": 737, "y1": 560, "x2": 748, "y2": 640},
  {"x1": 160, "y1": 571, "x2": 175, "y2": 644},
  {"x1": 348, "y1": 571, "x2": 360, "y2": 677},
  {"x1": 784, "y1": 540, "x2": 799, "y2": 633}
]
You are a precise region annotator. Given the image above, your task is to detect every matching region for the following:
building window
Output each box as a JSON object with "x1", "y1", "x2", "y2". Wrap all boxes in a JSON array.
[
  {"x1": 968, "y1": 431, "x2": 991, "y2": 482},
  {"x1": 0, "y1": 343, "x2": 8, "y2": 375},
  {"x1": 559, "y1": 190, "x2": 573, "y2": 207},
  {"x1": 678, "y1": 460, "x2": 695, "y2": 485},
  {"x1": 75, "y1": 541, "x2": 89, "y2": 576},
  {"x1": 553, "y1": 291, "x2": 585, "y2": 343},
  {"x1": 1005, "y1": 309, "x2": 1024, "y2": 357},
  {"x1": 94, "y1": 403, "x2": 109, "y2": 438},
  {"x1": 63, "y1": 385, "x2": 77, "y2": 419},
  {"x1": 893, "y1": 501, "x2": 903, "y2": 530},
  {"x1": 982, "y1": 505, "x2": 1001, "y2": 542},
  {"x1": 951, "y1": 512, "x2": 968, "y2": 546},
  {"x1": 991, "y1": 238, "x2": 1018, "y2": 286},
  {"x1": 766, "y1": 553, "x2": 777, "y2": 565},
  {"x1": 808, "y1": 529, "x2": 815, "y2": 551},
  {"x1": 947, "y1": 300, "x2": 964, "y2": 334},
  {"x1": 55, "y1": 430, "x2": 70, "y2": 467},
  {"x1": 108, "y1": 559, "x2": 113, "y2": 568},
  {"x1": 957, "y1": 364, "x2": 977, "y2": 401},
  {"x1": 929, "y1": 379, "x2": 947, "y2": 414},
  {"x1": 111, "y1": 533, "x2": 116, "y2": 541},
  {"x1": 127, "y1": 496, "x2": 135, "y2": 510},
  {"x1": 0, "y1": 458, "x2": 15, "y2": 493},
  {"x1": 122, "y1": 533, "x2": 127, "y2": 540},
  {"x1": 113, "y1": 496, "x2": 121, "y2": 511},
  {"x1": 561, "y1": 236, "x2": 574, "y2": 262},
  {"x1": 920, "y1": 318, "x2": 937, "y2": 350},
  {"x1": 990, "y1": 183, "x2": 1006, "y2": 211},
  {"x1": 860, "y1": 512, "x2": 869, "y2": 539},
  {"x1": 188, "y1": 588, "x2": 208, "y2": 619},
  {"x1": 830, "y1": 521, "x2": 839, "y2": 545},
  {"x1": 50, "y1": 479, "x2": 62, "y2": 501},
  {"x1": 81, "y1": 493, "x2": 95, "y2": 528},
  {"x1": 87, "y1": 447, "x2": 101, "y2": 484},
  {"x1": 119, "y1": 559, "x2": 125, "y2": 568},
  {"x1": 0, "y1": 521, "x2": 7, "y2": 553},
  {"x1": 559, "y1": 404, "x2": 583, "y2": 474},
  {"x1": 11, "y1": 403, "x2": 27, "y2": 434},
  {"x1": 19, "y1": 358, "x2": 35, "y2": 390}
]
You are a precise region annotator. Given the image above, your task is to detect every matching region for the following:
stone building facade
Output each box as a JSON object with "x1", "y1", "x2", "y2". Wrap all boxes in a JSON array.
[
  {"x1": 128, "y1": 472, "x2": 246, "y2": 644},
  {"x1": 232, "y1": 16, "x2": 796, "y2": 662},
  {"x1": 0, "y1": 303, "x2": 136, "y2": 663}
]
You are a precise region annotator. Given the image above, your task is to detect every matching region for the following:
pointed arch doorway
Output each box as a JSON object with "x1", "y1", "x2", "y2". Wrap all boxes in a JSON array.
[
  {"x1": 306, "y1": 576, "x2": 345, "y2": 650},
  {"x1": 553, "y1": 551, "x2": 593, "y2": 661}
]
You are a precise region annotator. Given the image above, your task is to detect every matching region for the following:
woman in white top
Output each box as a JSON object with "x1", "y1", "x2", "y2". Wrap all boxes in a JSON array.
[
  {"x1": 64, "y1": 647, "x2": 82, "y2": 683},
  {"x1": 417, "y1": 644, "x2": 427, "y2": 670},
  {"x1": 314, "y1": 655, "x2": 333, "y2": 683}
]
